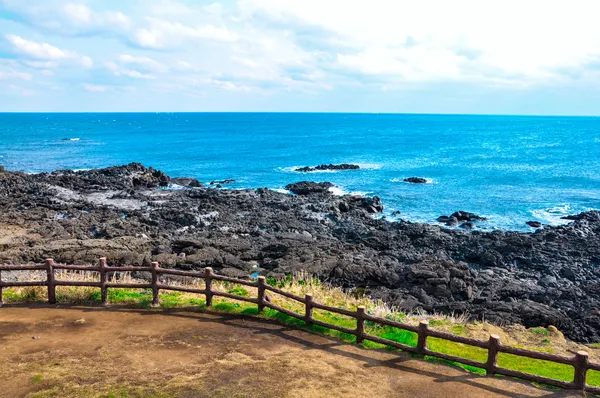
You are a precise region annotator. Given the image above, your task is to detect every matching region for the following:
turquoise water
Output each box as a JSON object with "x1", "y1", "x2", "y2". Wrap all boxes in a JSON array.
[{"x1": 1, "y1": 113, "x2": 599, "y2": 231}]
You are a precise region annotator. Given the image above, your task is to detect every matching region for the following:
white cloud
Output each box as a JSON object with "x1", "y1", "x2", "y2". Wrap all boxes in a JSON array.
[
  {"x1": 82, "y1": 83, "x2": 109, "y2": 92},
  {"x1": 0, "y1": 69, "x2": 32, "y2": 81},
  {"x1": 106, "y1": 61, "x2": 156, "y2": 79},
  {"x1": 3, "y1": 0, "x2": 600, "y2": 106},
  {"x1": 63, "y1": 3, "x2": 92, "y2": 24},
  {"x1": 240, "y1": 0, "x2": 600, "y2": 85},
  {"x1": 6, "y1": 34, "x2": 93, "y2": 67},
  {"x1": 131, "y1": 17, "x2": 238, "y2": 49},
  {"x1": 117, "y1": 54, "x2": 168, "y2": 73},
  {"x1": 0, "y1": 1, "x2": 131, "y2": 35}
]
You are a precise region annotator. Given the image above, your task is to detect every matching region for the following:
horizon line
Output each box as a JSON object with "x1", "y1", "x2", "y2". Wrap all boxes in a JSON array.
[{"x1": 1, "y1": 111, "x2": 599, "y2": 118}]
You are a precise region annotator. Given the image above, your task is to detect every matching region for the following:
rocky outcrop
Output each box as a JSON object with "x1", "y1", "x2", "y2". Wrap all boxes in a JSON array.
[
  {"x1": 210, "y1": 179, "x2": 236, "y2": 185},
  {"x1": 2, "y1": 164, "x2": 600, "y2": 343},
  {"x1": 295, "y1": 164, "x2": 360, "y2": 172},
  {"x1": 404, "y1": 177, "x2": 428, "y2": 184},
  {"x1": 171, "y1": 178, "x2": 203, "y2": 188},
  {"x1": 285, "y1": 181, "x2": 334, "y2": 195},
  {"x1": 526, "y1": 221, "x2": 543, "y2": 228}
]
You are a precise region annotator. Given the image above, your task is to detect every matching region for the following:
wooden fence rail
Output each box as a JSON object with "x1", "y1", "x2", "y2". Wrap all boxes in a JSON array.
[{"x1": 0, "y1": 258, "x2": 598, "y2": 393}]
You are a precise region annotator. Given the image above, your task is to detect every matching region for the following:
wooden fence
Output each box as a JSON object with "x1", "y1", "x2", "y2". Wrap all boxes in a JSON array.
[{"x1": 0, "y1": 258, "x2": 599, "y2": 393}]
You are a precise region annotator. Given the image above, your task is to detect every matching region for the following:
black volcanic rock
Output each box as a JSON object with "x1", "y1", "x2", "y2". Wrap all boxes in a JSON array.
[
  {"x1": 3, "y1": 164, "x2": 600, "y2": 343},
  {"x1": 285, "y1": 181, "x2": 334, "y2": 195},
  {"x1": 404, "y1": 177, "x2": 428, "y2": 184},
  {"x1": 210, "y1": 179, "x2": 236, "y2": 185},
  {"x1": 526, "y1": 221, "x2": 543, "y2": 228},
  {"x1": 171, "y1": 178, "x2": 203, "y2": 188},
  {"x1": 295, "y1": 164, "x2": 360, "y2": 172},
  {"x1": 450, "y1": 211, "x2": 487, "y2": 222}
]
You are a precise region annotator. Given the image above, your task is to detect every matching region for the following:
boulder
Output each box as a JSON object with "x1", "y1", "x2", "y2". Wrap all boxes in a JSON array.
[
  {"x1": 171, "y1": 178, "x2": 203, "y2": 188},
  {"x1": 450, "y1": 211, "x2": 487, "y2": 222},
  {"x1": 526, "y1": 221, "x2": 542, "y2": 228},
  {"x1": 285, "y1": 181, "x2": 334, "y2": 195},
  {"x1": 404, "y1": 177, "x2": 428, "y2": 184}
]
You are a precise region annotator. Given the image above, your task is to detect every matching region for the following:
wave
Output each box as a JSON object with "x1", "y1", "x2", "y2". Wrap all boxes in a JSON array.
[
  {"x1": 531, "y1": 205, "x2": 574, "y2": 226},
  {"x1": 327, "y1": 186, "x2": 370, "y2": 196},
  {"x1": 272, "y1": 188, "x2": 291, "y2": 194}
]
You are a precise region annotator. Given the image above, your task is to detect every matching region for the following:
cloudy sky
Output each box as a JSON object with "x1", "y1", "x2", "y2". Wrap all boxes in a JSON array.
[{"x1": 1, "y1": 0, "x2": 600, "y2": 114}]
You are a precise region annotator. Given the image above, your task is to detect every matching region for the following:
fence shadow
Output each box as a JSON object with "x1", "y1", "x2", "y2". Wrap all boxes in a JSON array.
[{"x1": 7, "y1": 304, "x2": 581, "y2": 398}]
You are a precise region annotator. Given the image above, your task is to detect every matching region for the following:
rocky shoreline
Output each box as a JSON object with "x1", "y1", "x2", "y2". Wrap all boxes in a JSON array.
[{"x1": 1, "y1": 163, "x2": 600, "y2": 342}]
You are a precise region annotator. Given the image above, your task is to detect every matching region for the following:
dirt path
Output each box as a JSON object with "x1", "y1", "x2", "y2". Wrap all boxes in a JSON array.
[{"x1": 0, "y1": 305, "x2": 582, "y2": 398}]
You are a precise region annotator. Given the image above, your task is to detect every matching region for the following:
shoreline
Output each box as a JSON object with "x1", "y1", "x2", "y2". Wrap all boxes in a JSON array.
[
  {"x1": 1, "y1": 163, "x2": 600, "y2": 343},
  {"x1": 4, "y1": 163, "x2": 587, "y2": 233}
]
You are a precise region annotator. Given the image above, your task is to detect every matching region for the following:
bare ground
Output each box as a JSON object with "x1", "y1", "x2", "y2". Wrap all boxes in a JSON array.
[{"x1": 0, "y1": 306, "x2": 583, "y2": 398}]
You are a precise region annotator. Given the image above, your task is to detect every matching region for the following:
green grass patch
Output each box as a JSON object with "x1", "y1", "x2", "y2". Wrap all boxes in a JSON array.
[
  {"x1": 227, "y1": 286, "x2": 250, "y2": 297},
  {"x1": 426, "y1": 356, "x2": 486, "y2": 375},
  {"x1": 366, "y1": 325, "x2": 418, "y2": 348},
  {"x1": 531, "y1": 327, "x2": 550, "y2": 336},
  {"x1": 497, "y1": 352, "x2": 573, "y2": 382},
  {"x1": 587, "y1": 369, "x2": 600, "y2": 387},
  {"x1": 30, "y1": 374, "x2": 44, "y2": 385}
]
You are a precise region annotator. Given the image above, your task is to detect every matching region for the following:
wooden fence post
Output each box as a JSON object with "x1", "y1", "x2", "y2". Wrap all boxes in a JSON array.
[
  {"x1": 257, "y1": 276, "x2": 266, "y2": 313},
  {"x1": 574, "y1": 350, "x2": 589, "y2": 390},
  {"x1": 305, "y1": 294, "x2": 313, "y2": 327},
  {"x1": 99, "y1": 257, "x2": 108, "y2": 305},
  {"x1": 46, "y1": 259, "x2": 56, "y2": 304},
  {"x1": 151, "y1": 262, "x2": 160, "y2": 307},
  {"x1": 356, "y1": 306, "x2": 366, "y2": 344},
  {"x1": 205, "y1": 267, "x2": 213, "y2": 307},
  {"x1": 486, "y1": 334, "x2": 500, "y2": 376},
  {"x1": 417, "y1": 320, "x2": 429, "y2": 355}
]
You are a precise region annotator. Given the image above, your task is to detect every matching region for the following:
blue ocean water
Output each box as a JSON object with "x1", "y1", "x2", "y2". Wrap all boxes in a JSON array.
[{"x1": 1, "y1": 113, "x2": 599, "y2": 231}]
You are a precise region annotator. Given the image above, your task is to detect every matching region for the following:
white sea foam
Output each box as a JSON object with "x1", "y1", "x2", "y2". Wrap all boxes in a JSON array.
[
  {"x1": 531, "y1": 205, "x2": 574, "y2": 226},
  {"x1": 328, "y1": 186, "x2": 346, "y2": 196},
  {"x1": 273, "y1": 188, "x2": 291, "y2": 194},
  {"x1": 327, "y1": 186, "x2": 370, "y2": 196}
]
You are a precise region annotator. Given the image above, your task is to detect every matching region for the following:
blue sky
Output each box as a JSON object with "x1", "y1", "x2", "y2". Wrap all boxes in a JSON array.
[{"x1": 1, "y1": 0, "x2": 600, "y2": 114}]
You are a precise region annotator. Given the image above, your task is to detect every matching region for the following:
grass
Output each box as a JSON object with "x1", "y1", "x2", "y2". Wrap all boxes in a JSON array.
[{"x1": 3, "y1": 271, "x2": 600, "y2": 390}]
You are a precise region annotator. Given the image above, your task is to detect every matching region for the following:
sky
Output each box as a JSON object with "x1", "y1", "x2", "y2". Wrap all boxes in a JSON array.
[{"x1": 1, "y1": 0, "x2": 600, "y2": 114}]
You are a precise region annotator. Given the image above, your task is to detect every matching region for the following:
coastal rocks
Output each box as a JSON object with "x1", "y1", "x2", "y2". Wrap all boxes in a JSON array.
[
  {"x1": 4, "y1": 164, "x2": 600, "y2": 343},
  {"x1": 526, "y1": 221, "x2": 543, "y2": 228},
  {"x1": 438, "y1": 212, "x2": 487, "y2": 227},
  {"x1": 295, "y1": 164, "x2": 360, "y2": 172},
  {"x1": 285, "y1": 181, "x2": 334, "y2": 195},
  {"x1": 210, "y1": 179, "x2": 236, "y2": 185},
  {"x1": 171, "y1": 178, "x2": 203, "y2": 188},
  {"x1": 404, "y1": 177, "x2": 428, "y2": 184},
  {"x1": 450, "y1": 211, "x2": 488, "y2": 222},
  {"x1": 438, "y1": 216, "x2": 459, "y2": 227}
]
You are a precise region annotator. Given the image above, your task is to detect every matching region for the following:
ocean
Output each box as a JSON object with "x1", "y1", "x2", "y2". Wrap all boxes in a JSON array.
[{"x1": 1, "y1": 112, "x2": 599, "y2": 231}]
